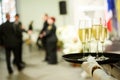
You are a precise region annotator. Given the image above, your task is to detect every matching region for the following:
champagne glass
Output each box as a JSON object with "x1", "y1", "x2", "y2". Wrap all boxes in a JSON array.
[
  {"x1": 86, "y1": 19, "x2": 92, "y2": 53},
  {"x1": 99, "y1": 20, "x2": 109, "y2": 60},
  {"x1": 78, "y1": 20, "x2": 87, "y2": 60},
  {"x1": 92, "y1": 18, "x2": 102, "y2": 59}
]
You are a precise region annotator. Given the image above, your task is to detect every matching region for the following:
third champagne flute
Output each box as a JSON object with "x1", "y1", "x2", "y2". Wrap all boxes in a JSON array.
[{"x1": 99, "y1": 20, "x2": 109, "y2": 60}]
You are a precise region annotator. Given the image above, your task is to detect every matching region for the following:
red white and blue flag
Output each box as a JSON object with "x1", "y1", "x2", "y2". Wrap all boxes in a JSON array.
[{"x1": 105, "y1": 0, "x2": 118, "y2": 32}]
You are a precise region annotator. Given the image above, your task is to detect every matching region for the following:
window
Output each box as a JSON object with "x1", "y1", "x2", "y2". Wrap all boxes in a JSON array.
[{"x1": 0, "y1": 0, "x2": 16, "y2": 24}]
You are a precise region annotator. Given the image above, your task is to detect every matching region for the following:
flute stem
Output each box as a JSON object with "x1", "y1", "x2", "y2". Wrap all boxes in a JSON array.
[{"x1": 96, "y1": 41, "x2": 99, "y2": 58}]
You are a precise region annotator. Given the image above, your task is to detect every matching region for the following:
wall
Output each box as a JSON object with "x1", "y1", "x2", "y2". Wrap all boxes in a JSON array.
[
  {"x1": 17, "y1": 0, "x2": 73, "y2": 30},
  {"x1": 17, "y1": 0, "x2": 105, "y2": 30},
  {"x1": 72, "y1": 0, "x2": 105, "y2": 27}
]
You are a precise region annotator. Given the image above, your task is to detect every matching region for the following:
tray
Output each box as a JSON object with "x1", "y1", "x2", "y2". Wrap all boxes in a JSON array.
[{"x1": 62, "y1": 52, "x2": 120, "y2": 64}]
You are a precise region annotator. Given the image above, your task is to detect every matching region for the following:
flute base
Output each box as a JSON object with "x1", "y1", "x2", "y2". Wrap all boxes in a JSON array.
[{"x1": 96, "y1": 56, "x2": 109, "y2": 61}]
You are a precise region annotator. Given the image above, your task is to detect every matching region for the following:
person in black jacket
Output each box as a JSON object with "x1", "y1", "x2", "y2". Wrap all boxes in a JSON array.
[
  {"x1": 0, "y1": 13, "x2": 24, "y2": 74},
  {"x1": 40, "y1": 17, "x2": 58, "y2": 64},
  {"x1": 13, "y1": 14, "x2": 27, "y2": 67},
  {"x1": 37, "y1": 14, "x2": 49, "y2": 61},
  {"x1": 28, "y1": 20, "x2": 33, "y2": 31}
]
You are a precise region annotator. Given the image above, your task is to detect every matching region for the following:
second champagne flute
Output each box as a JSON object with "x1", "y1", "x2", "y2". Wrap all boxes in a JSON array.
[
  {"x1": 78, "y1": 20, "x2": 87, "y2": 60},
  {"x1": 86, "y1": 19, "x2": 92, "y2": 53},
  {"x1": 92, "y1": 18, "x2": 102, "y2": 59}
]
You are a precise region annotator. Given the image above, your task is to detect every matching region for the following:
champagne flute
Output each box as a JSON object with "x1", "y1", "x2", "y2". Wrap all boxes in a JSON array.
[
  {"x1": 78, "y1": 20, "x2": 87, "y2": 60},
  {"x1": 86, "y1": 19, "x2": 92, "y2": 53},
  {"x1": 86, "y1": 28, "x2": 92, "y2": 56},
  {"x1": 92, "y1": 18, "x2": 102, "y2": 59},
  {"x1": 99, "y1": 21, "x2": 109, "y2": 60}
]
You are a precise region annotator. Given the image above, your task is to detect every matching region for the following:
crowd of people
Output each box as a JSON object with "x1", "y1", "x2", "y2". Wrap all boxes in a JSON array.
[{"x1": 0, "y1": 13, "x2": 58, "y2": 75}]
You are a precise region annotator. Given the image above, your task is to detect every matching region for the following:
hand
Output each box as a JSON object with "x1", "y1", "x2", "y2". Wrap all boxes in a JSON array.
[
  {"x1": 39, "y1": 34, "x2": 44, "y2": 38},
  {"x1": 21, "y1": 26, "x2": 25, "y2": 29},
  {"x1": 28, "y1": 30, "x2": 32, "y2": 35},
  {"x1": 42, "y1": 32, "x2": 46, "y2": 36},
  {"x1": 39, "y1": 31, "x2": 46, "y2": 38}
]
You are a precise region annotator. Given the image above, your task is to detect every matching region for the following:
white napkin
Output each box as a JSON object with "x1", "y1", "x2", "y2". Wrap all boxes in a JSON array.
[
  {"x1": 82, "y1": 62, "x2": 102, "y2": 76},
  {"x1": 82, "y1": 56, "x2": 102, "y2": 76},
  {"x1": 82, "y1": 56, "x2": 117, "y2": 80},
  {"x1": 93, "y1": 69, "x2": 117, "y2": 80}
]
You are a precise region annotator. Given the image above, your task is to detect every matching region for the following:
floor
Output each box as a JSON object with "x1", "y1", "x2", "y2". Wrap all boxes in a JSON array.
[{"x1": 0, "y1": 43, "x2": 92, "y2": 80}]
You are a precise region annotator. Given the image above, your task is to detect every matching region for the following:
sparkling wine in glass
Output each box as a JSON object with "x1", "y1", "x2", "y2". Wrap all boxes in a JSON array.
[
  {"x1": 78, "y1": 28, "x2": 87, "y2": 59},
  {"x1": 86, "y1": 28, "x2": 92, "y2": 57},
  {"x1": 78, "y1": 20, "x2": 87, "y2": 60},
  {"x1": 92, "y1": 19, "x2": 102, "y2": 59},
  {"x1": 99, "y1": 24, "x2": 109, "y2": 60}
]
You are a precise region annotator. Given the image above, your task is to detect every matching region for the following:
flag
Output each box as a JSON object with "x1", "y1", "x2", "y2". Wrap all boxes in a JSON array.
[{"x1": 105, "y1": 0, "x2": 117, "y2": 32}]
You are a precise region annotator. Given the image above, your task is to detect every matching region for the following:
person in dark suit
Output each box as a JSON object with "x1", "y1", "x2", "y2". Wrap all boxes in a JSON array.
[
  {"x1": 37, "y1": 14, "x2": 49, "y2": 61},
  {"x1": 13, "y1": 14, "x2": 27, "y2": 67},
  {"x1": 40, "y1": 17, "x2": 58, "y2": 64},
  {"x1": 0, "y1": 13, "x2": 24, "y2": 74},
  {"x1": 28, "y1": 20, "x2": 33, "y2": 51},
  {"x1": 28, "y1": 20, "x2": 33, "y2": 31}
]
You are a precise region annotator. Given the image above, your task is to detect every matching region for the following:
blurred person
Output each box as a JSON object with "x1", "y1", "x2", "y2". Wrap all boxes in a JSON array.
[
  {"x1": 28, "y1": 21, "x2": 33, "y2": 32},
  {"x1": 28, "y1": 20, "x2": 33, "y2": 31},
  {"x1": 13, "y1": 13, "x2": 27, "y2": 67},
  {"x1": 0, "y1": 13, "x2": 24, "y2": 74},
  {"x1": 28, "y1": 20, "x2": 34, "y2": 51},
  {"x1": 40, "y1": 17, "x2": 58, "y2": 64},
  {"x1": 37, "y1": 14, "x2": 49, "y2": 61},
  {"x1": 28, "y1": 20, "x2": 34, "y2": 39}
]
